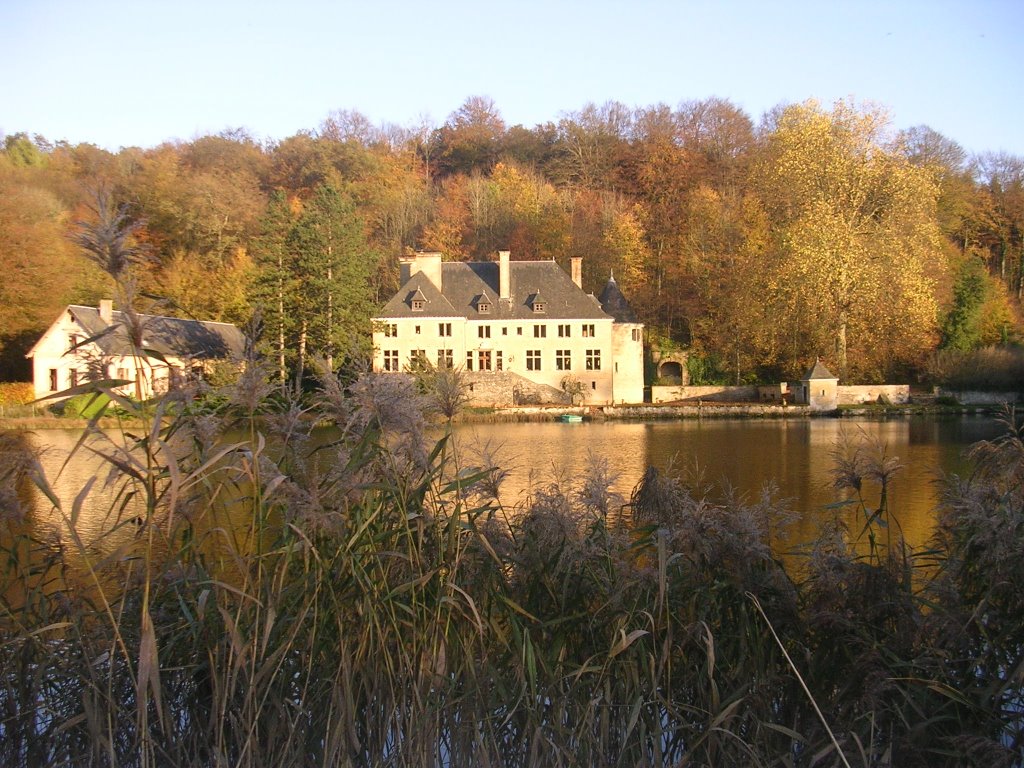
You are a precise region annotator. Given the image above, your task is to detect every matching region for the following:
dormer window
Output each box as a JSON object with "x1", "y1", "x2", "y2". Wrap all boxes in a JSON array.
[
  {"x1": 408, "y1": 288, "x2": 427, "y2": 311},
  {"x1": 475, "y1": 293, "x2": 492, "y2": 314},
  {"x1": 533, "y1": 302, "x2": 545, "y2": 313}
]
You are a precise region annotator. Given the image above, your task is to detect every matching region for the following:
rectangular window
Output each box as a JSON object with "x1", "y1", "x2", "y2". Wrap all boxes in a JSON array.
[
  {"x1": 533, "y1": 324, "x2": 546, "y2": 338},
  {"x1": 415, "y1": 325, "x2": 421, "y2": 334},
  {"x1": 632, "y1": 328, "x2": 641, "y2": 342},
  {"x1": 479, "y1": 350, "x2": 492, "y2": 371},
  {"x1": 502, "y1": 327, "x2": 508, "y2": 335},
  {"x1": 478, "y1": 325, "x2": 491, "y2": 338},
  {"x1": 517, "y1": 327, "x2": 523, "y2": 336},
  {"x1": 496, "y1": 351, "x2": 503, "y2": 371},
  {"x1": 466, "y1": 351, "x2": 474, "y2": 371},
  {"x1": 438, "y1": 323, "x2": 452, "y2": 337},
  {"x1": 70, "y1": 369, "x2": 79, "y2": 388},
  {"x1": 384, "y1": 323, "x2": 398, "y2": 337},
  {"x1": 117, "y1": 367, "x2": 129, "y2": 381},
  {"x1": 68, "y1": 334, "x2": 80, "y2": 350},
  {"x1": 383, "y1": 350, "x2": 399, "y2": 371},
  {"x1": 49, "y1": 368, "x2": 58, "y2": 391},
  {"x1": 526, "y1": 350, "x2": 541, "y2": 371},
  {"x1": 556, "y1": 350, "x2": 571, "y2": 371},
  {"x1": 558, "y1": 324, "x2": 571, "y2": 337},
  {"x1": 586, "y1": 349, "x2": 601, "y2": 370},
  {"x1": 412, "y1": 299, "x2": 424, "y2": 311},
  {"x1": 437, "y1": 349, "x2": 453, "y2": 368},
  {"x1": 410, "y1": 350, "x2": 427, "y2": 370},
  {"x1": 582, "y1": 324, "x2": 595, "y2": 338}
]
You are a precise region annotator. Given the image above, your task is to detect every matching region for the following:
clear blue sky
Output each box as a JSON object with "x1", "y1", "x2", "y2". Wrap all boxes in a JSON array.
[{"x1": 2, "y1": 0, "x2": 1021, "y2": 158}]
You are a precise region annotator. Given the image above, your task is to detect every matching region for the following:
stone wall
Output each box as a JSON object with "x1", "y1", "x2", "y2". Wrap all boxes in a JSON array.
[
  {"x1": 651, "y1": 385, "x2": 758, "y2": 404},
  {"x1": 935, "y1": 389, "x2": 1023, "y2": 405},
  {"x1": 465, "y1": 371, "x2": 568, "y2": 407},
  {"x1": 837, "y1": 385, "x2": 911, "y2": 405}
]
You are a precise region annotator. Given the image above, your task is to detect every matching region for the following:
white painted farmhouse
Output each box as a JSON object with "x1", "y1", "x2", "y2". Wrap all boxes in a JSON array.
[
  {"x1": 26, "y1": 300, "x2": 245, "y2": 400},
  {"x1": 372, "y1": 251, "x2": 644, "y2": 405}
]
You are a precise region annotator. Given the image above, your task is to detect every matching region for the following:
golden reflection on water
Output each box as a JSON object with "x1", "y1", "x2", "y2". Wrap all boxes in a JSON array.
[
  {"x1": 449, "y1": 416, "x2": 1001, "y2": 553},
  {"x1": 12, "y1": 417, "x2": 1004, "y2": 576}
]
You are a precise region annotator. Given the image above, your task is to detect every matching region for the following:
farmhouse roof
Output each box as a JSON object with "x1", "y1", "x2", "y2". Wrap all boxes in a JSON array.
[{"x1": 59, "y1": 305, "x2": 246, "y2": 360}]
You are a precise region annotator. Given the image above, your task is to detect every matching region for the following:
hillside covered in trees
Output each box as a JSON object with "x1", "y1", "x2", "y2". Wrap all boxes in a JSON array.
[{"x1": 1, "y1": 96, "x2": 1021, "y2": 385}]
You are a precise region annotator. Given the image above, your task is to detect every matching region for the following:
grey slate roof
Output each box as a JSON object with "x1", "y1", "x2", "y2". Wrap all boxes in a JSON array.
[
  {"x1": 68, "y1": 306, "x2": 246, "y2": 360},
  {"x1": 802, "y1": 359, "x2": 837, "y2": 381},
  {"x1": 376, "y1": 260, "x2": 610, "y2": 321},
  {"x1": 598, "y1": 276, "x2": 639, "y2": 323}
]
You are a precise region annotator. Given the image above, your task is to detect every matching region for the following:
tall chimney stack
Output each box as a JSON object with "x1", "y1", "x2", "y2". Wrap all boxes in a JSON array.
[
  {"x1": 570, "y1": 257, "x2": 583, "y2": 289},
  {"x1": 405, "y1": 252, "x2": 443, "y2": 291},
  {"x1": 499, "y1": 250, "x2": 511, "y2": 301},
  {"x1": 99, "y1": 299, "x2": 113, "y2": 324}
]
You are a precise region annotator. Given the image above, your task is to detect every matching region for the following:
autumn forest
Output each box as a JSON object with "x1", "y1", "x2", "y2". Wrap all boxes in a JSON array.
[{"x1": 2, "y1": 96, "x2": 1022, "y2": 385}]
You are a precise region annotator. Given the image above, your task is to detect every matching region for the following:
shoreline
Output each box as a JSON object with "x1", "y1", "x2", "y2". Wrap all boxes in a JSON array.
[
  {"x1": 0, "y1": 402, "x2": 1010, "y2": 432},
  {"x1": 455, "y1": 401, "x2": 1010, "y2": 423}
]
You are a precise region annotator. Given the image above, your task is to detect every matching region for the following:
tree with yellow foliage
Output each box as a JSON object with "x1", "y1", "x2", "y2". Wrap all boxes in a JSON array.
[{"x1": 755, "y1": 100, "x2": 946, "y2": 380}]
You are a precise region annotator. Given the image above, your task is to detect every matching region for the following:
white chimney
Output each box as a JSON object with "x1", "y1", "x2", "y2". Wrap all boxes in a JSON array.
[
  {"x1": 99, "y1": 299, "x2": 113, "y2": 324},
  {"x1": 499, "y1": 250, "x2": 510, "y2": 301},
  {"x1": 406, "y1": 252, "x2": 443, "y2": 291},
  {"x1": 570, "y1": 257, "x2": 583, "y2": 289}
]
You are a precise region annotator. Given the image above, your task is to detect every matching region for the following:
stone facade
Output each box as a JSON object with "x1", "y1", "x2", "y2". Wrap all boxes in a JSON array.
[{"x1": 372, "y1": 252, "x2": 645, "y2": 406}]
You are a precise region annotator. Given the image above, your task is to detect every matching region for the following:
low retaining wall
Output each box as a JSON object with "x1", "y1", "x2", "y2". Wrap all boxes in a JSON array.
[
  {"x1": 837, "y1": 385, "x2": 911, "y2": 405},
  {"x1": 608, "y1": 404, "x2": 807, "y2": 419},
  {"x1": 464, "y1": 371, "x2": 567, "y2": 407},
  {"x1": 651, "y1": 385, "x2": 758, "y2": 404},
  {"x1": 936, "y1": 389, "x2": 1023, "y2": 405}
]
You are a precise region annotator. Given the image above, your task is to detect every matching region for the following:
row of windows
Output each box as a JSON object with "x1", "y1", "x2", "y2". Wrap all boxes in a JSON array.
[
  {"x1": 533, "y1": 349, "x2": 603, "y2": 371},
  {"x1": 382, "y1": 322, "x2": 607, "y2": 339},
  {"x1": 382, "y1": 349, "x2": 601, "y2": 373}
]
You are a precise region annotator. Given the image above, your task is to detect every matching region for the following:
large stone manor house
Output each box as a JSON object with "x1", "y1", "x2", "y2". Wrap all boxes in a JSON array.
[{"x1": 371, "y1": 251, "x2": 644, "y2": 406}]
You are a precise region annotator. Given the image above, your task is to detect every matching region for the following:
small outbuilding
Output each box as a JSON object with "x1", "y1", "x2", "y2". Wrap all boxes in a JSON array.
[{"x1": 795, "y1": 358, "x2": 839, "y2": 412}]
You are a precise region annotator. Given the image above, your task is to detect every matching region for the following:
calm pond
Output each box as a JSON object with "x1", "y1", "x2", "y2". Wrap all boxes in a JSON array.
[
  {"x1": 19, "y1": 415, "x2": 1006, "y2": 561},
  {"x1": 447, "y1": 415, "x2": 1005, "y2": 550}
]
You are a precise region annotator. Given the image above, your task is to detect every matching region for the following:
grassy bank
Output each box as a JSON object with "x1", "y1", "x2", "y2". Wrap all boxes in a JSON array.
[{"x1": 1, "y1": 370, "x2": 1022, "y2": 767}]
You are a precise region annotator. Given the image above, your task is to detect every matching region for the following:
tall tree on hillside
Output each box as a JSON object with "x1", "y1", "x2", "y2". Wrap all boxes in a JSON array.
[
  {"x1": 973, "y1": 152, "x2": 1024, "y2": 300},
  {"x1": 431, "y1": 96, "x2": 506, "y2": 177},
  {"x1": 286, "y1": 184, "x2": 377, "y2": 379},
  {"x1": 754, "y1": 100, "x2": 945, "y2": 380},
  {"x1": 553, "y1": 102, "x2": 633, "y2": 190},
  {"x1": 251, "y1": 191, "x2": 295, "y2": 383}
]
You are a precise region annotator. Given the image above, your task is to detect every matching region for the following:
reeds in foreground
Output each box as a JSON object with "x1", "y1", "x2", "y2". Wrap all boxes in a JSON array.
[{"x1": 1, "y1": 373, "x2": 1021, "y2": 766}]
